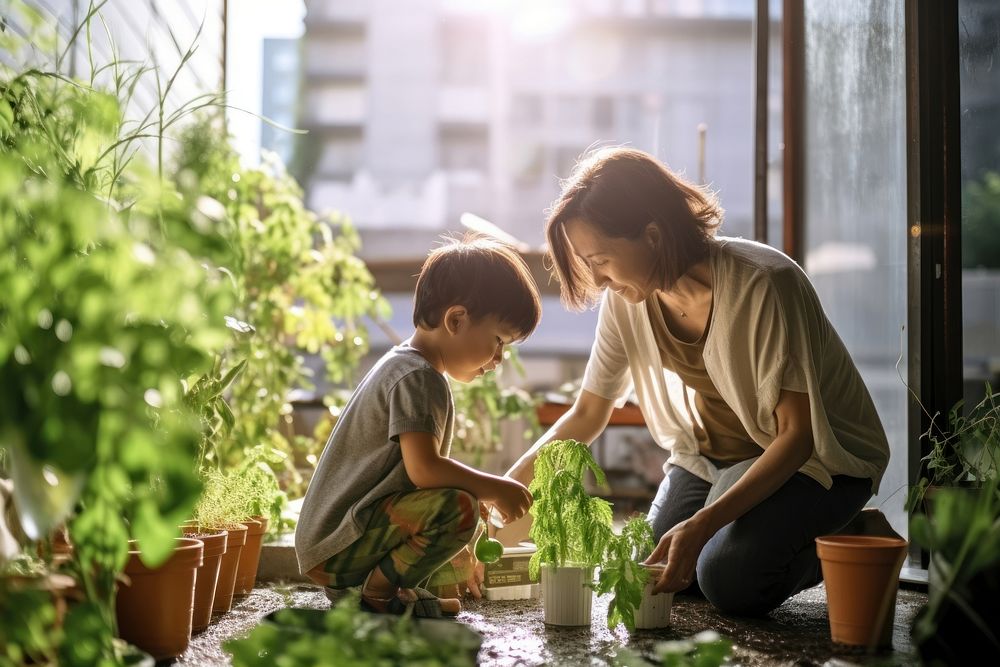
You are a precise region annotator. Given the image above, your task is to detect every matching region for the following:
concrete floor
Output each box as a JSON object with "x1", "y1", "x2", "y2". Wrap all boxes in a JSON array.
[{"x1": 173, "y1": 581, "x2": 927, "y2": 666}]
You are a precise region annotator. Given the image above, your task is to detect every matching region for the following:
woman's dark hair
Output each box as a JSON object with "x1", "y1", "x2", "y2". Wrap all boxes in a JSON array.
[
  {"x1": 545, "y1": 146, "x2": 723, "y2": 311},
  {"x1": 413, "y1": 233, "x2": 541, "y2": 340}
]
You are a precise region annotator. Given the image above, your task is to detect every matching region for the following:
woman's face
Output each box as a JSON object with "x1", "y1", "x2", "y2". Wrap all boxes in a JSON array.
[{"x1": 564, "y1": 217, "x2": 660, "y2": 304}]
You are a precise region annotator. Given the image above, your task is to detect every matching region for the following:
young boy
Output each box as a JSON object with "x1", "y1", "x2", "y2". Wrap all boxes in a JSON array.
[{"x1": 295, "y1": 234, "x2": 541, "y2": 618}]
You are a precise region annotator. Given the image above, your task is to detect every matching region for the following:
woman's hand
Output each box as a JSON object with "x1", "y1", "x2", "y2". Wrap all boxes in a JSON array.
[{"x1": 644, "y1": 512, "x2": 715, "y2": 594}]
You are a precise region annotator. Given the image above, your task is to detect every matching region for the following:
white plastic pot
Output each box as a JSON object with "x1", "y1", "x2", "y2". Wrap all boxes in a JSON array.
[
  {"x1": 635, "y1": 564, "x2": 673, "y2": 630},
  {"x1": 540, "y1": 562, "x2": 594, "y2": 626}
]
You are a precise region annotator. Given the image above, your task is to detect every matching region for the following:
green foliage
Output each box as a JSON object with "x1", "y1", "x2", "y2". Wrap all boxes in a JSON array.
[
  {"x1": 655, "y1": 631, "x2": 734, "y2": 667},
  {"x1": 906, "y1": 382, "x2": 1000, "y2": 513},
  {"x1": 224, "y1": 591, "x2": 480, "y2": 666},
  {"x1": 909, "y1": 476, "x2": 1000, "y2": 660},
  {"x1": 610, "y1": 631, "x2": 735, "y2": 667},
  {"x1": 194, "y1": 446, "x2": 287, "y2": 531},
  {"x1": 0, "y1": 555, "x2": 62, "y2": 666},
  {"x1": 172, "y1": 116, "x2": 391, "y2": 497},
  {"x1": 0, "y1": 3, "x2": 235, "y2": 663},
  {"x1": 450, "y1": 347, "x2": 540, "y2": 468},
  {"x1": 962, "y1": 170, "x2": 1000, "y2": 269},
  {"x1": 183, "y1": 355, "x2": 248, "y2": 471},
  {"x1": 528, "y1": 439, "x2": 614, "y2": 579},
  {"x1": 595, "y1": 514, "x2": 655, "y2": 632}
]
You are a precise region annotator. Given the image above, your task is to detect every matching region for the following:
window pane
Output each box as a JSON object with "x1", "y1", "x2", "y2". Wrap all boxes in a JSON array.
[
  {"x1": 959, "y1": 0, "x2": 1000, "y2": 413},
  {"x1": 803, "y1": 1, "x2": 908, "y2": 537}
]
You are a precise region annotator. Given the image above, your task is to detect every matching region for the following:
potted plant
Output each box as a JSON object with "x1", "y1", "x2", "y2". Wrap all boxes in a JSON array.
[
  {"x1": 595, "y1": 514, "x2": 667, "y2": 632},
  {"x1": 909, "y1": 474, "x2": 1000, "y2": 662},
  {"x1": 528, "y1": 439, "x2": 614, "y2": 626},
  {"x1": 1, "y1": 5, "x2": 238, "y2": 663},
  {"x1": 906, "y1": 382, "x2": 999, "y2": 515},
  {"x1": 192, "y1": 470, "x2": 250, "y2": 618},
  {"x1": 230, "y1": 450, "x2": 285, "y2": 598},
  {"x1": 115, "y1": 537, "x2": 204, "y2": 661}
]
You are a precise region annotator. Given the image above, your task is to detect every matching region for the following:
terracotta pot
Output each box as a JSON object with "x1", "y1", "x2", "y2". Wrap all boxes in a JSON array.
[
  {"x1": 180, "y1": 526, "x2": 229, "y2": 634},
  {"x1": 815, "y1": 535, "x2": 908, "y2": 648},
  {"x1": 211, "y1": 523, "x2": 248, "y2": 616},
  {"x1": 234, "y1": 516, "x2": 268, "y2": 598},
  {"x1": 634, "y1": 563, "x2": 673, "y2": 630},
  {"x1": 116, "y1": 537, "x2": 203, "y2": 661},
  {"x1": 540, "y1": 563, "x2": 594, "y2": 626}
]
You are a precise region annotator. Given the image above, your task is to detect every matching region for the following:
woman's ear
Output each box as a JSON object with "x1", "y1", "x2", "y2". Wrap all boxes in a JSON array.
[
  {"x1": 442, "y1": 305, "x2": 468, "y2": 336},
  {"x1": 645, "y1": 222, "x2": 661, "y2": 249}
]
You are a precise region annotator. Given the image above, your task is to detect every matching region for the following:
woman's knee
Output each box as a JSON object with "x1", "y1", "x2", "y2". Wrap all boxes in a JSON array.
[{"x1": 696, "y1": 548, "x2": 785, "y2": 616}]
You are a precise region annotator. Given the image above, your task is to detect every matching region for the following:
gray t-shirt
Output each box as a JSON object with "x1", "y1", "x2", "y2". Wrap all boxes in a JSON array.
[{"x1": 294, "y1": 344, "x2": 454, "y2": 575}]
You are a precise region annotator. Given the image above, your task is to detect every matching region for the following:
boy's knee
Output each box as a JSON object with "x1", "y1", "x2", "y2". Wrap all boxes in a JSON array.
[{"x1": 424, "y1": 488, "x2": 478, "y2": 542}]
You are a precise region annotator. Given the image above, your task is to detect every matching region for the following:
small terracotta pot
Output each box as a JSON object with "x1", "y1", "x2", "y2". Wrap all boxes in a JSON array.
[
  {"x1": 815, "y1": 535, "x2": 908, "y2": 648},
  {"x1": 234, "y1": 516, "x2": 268, "y2": 598},
  {"x1": 116, "y1": 537, "x2": 203, "y2": 661},
  {"x1": 540, "y1": 563, "x2": 594, "y2": 626},
  {"x1": 634, "y1": 563, "x2": 673, "y2": 630},
  {"x1": 211, "y1": 523, "x2": 248, "y2": 616},
  {"x1": 180, "y1": 525, "x2": 229, "y2": 634}
]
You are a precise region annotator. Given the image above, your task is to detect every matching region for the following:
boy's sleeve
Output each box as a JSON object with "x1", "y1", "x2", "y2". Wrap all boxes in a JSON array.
[{"x1": 387, "y1": 369, "x2": 449, "y2": 443}]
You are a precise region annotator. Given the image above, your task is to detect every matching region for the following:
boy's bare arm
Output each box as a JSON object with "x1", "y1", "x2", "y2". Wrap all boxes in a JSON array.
[{"x1": 399, "y1": 431, "x2": 532, "y2": 523}]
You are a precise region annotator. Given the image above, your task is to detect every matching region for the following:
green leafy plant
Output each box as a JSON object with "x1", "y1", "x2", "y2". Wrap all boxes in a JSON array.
[
  {"x1": 595, "y1": 514, "x2": 655, "y2": 631},
  {"x1": 450, "y1": 347, "x2": 540, "y2": 468},
  {"x1": 224, "y1": 590, "x2": 481, "y2": 666},
  {"x1": 1, "y1": 3, "x2": 236, "y2": 663},
  {"x1": 655, "y1": 631, "x2": 734, "y2": 667},
  {"x1": 909, "y1": 475, "x2": 1000, "y2": 663},
  {"x1": 610, "y1": 631, "x2": 735, "y2": 667},
  {"x1": 528, "y1": 439, "x2": 614, "y2": 580},
  {"x1": 172, "y1": 116, "x2": 391, "y2": 498},
  {"x1": 906, "y1": 382, "x2": 1000, "y2": 513}
]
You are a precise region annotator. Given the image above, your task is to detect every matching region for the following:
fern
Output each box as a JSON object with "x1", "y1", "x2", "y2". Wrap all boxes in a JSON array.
[
  {"x1": 528, "y1": 439, "x2": 614, "y2": 579},
  {"x1": 595, "y1": 515, "x2": 655, "y2": 631}
]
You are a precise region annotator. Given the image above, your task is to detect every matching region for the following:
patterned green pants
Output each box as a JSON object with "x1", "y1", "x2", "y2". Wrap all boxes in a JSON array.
[{"x1": 316, "y1": 488, "x2": 479, "y2": 590}]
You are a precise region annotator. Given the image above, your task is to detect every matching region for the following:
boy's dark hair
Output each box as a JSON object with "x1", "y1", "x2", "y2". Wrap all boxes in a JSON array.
[
  {"x1": 546, "y1": 146, "x2": 723, "y2": 311},
  {"x1": 413, "y1": 233, "x2": 541, "y2": 340}
]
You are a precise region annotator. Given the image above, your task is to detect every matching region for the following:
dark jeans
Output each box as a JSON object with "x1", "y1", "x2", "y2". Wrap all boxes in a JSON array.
[{"x1": 647, "y1": 463, "x2": 871, "y2": 616}]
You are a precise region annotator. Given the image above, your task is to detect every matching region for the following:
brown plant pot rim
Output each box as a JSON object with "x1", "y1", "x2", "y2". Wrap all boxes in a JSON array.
[
  {"x1": 221, "y1": 523, "x2": 248, "y2": 548},
  {"x1": 181, "y1": 528, "x2": 229, "y2": 559},
  {"x1": 815, "y1": 535, "x2": 908, "y2": 564},
  {"x1": 125, "y1": 537, "x2": 204, "y2": 573},
  {"x1": 241, "y1": 517, "x2": 268, "y2": 536}
]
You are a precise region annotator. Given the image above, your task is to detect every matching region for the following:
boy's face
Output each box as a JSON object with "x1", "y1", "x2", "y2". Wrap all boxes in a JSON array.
[{"x1": 444, "y1": 311, "x2": 521, "y2": 383}]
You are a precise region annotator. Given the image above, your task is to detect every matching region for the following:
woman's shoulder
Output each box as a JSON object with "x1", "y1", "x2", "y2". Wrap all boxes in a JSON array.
[{"x1": 714, "y1": 236, "x2": 809, "y2": 286}]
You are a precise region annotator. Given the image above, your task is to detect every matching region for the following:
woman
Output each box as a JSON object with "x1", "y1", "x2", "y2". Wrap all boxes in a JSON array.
[{"x1": 506, "y1": 147, "x2": 890, "y2": 616}]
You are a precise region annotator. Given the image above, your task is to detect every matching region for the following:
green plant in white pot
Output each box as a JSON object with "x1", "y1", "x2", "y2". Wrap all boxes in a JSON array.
[
  {"x1": 528, "y1": 439, "x2": 613, "y2": 626},
  {"x1": 595, "y1": 514, "x2": 665, "y2": 632}
]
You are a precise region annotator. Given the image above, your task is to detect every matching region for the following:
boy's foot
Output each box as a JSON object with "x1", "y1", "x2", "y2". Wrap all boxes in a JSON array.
[
  {"x1": 360, "y1": 586, "x2": 461, "y2": 618},
  {"x1": 360, "y1": 567, "x2": 460, "y2": 618}
]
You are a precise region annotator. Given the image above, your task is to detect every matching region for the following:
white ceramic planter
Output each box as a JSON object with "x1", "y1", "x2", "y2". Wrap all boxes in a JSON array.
[
  {"x1": 634, "y1": 564, "x2": 673, "y2": 630},
  {"x1": 540, "y1": 563, "x2": 594, "y2": 626}
]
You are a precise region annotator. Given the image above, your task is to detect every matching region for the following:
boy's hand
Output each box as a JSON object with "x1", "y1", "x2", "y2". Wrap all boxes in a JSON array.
[{"x1": 489, "y1": 477, "x2": 532, "y2": 525}]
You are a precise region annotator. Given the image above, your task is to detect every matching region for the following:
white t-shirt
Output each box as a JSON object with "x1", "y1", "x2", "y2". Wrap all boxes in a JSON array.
[{"x1": 581, "y1": 236, "x2": 890, "y2": 493}]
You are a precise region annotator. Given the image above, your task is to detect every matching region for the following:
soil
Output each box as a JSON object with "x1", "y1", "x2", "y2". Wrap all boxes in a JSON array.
[{"x1": 172, "y1": 581, "x2": 927, "y2": 666}]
